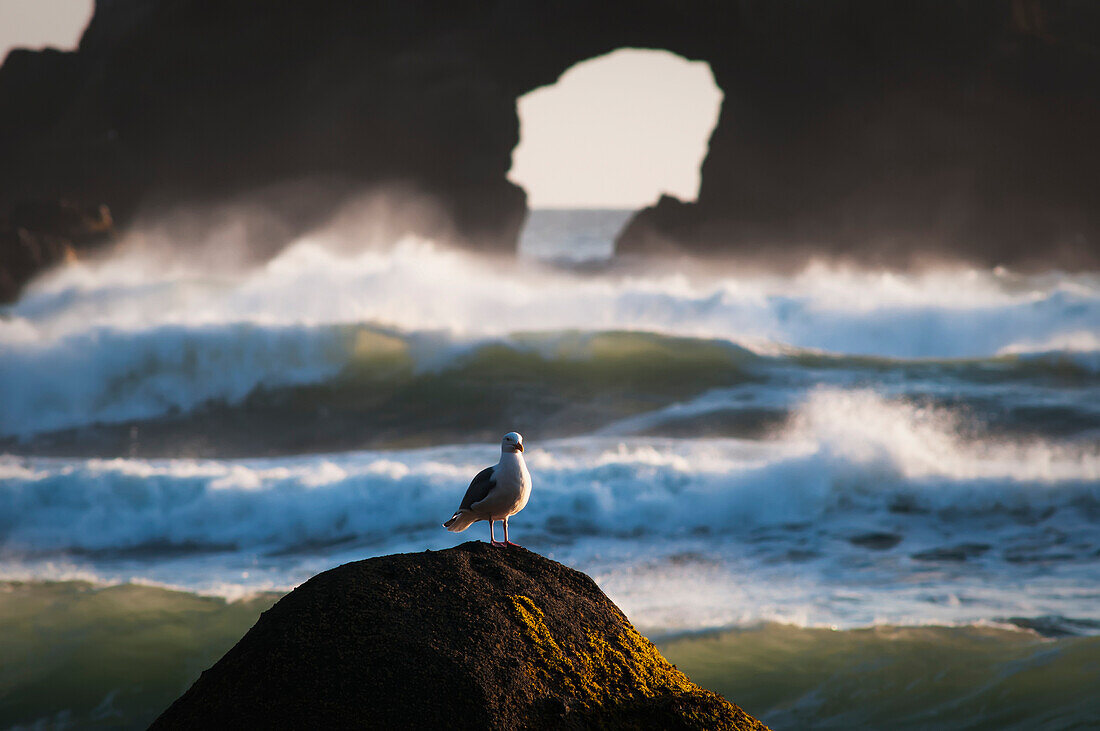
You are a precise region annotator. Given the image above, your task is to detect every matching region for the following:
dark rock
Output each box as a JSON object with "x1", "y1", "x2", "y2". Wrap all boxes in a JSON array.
[
  {"x1": 150, "y1": 542, "x2": 767, "y2": 730},
  {"x1": 0, "y1": 200, "x2": 114, "y2": 302},
  {"x1": 2, "y1": 1, "x2": 1099, "y2": 299},
  {"x1": 849, "y1": 532, "x2": 904, "y2": 550}
]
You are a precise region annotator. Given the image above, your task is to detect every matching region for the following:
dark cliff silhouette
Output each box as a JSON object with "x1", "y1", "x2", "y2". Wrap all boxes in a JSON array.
[
  {"x1": 2, "y1": 0, "x2": 1098, "y2": 300},
  {"x1": 150, "y1": 542, "x2": 768, "y2": 730}
]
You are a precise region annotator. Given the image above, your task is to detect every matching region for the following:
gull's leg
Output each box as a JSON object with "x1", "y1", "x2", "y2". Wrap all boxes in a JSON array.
[
  {"x1": 504, "y1": 517, "x2": 521, "y2": 548},
  {"x1": 489, "y1": 520, "x2": 504, "y2": 547}
]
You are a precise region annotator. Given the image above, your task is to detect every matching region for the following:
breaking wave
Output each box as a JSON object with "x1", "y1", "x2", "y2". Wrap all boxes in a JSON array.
[
  {"x1": 1, "y1": 240, "x2": 1098, "y2": 438},
  {"x1": 3, "y1": 582, "x2": 1097, "y2": 731},
  {"x1": 3, "y1": 390, "x2": 1097, "y2": 629}
]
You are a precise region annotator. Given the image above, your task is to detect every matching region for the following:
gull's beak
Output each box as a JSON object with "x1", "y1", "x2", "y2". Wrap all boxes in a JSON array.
[{"x1": 516, "y1": 443, "x2": 524, "y2": 452}]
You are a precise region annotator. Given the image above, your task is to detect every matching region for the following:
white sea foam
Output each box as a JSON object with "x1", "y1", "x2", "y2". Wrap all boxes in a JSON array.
[
  {"x1": 2, "y1": 394, "x2": 1098, "y2": 553},
  {"x1": 791, "y1": 388, "x2": 1100, "y2": 483},
  {"x1": 0, "y1": 324, "x2": 350, "y2": 436},
  {"x1": 2, "y1": 240, "x2": 1099, "y2": 436},
  {"x1": 2, "y1": 389, "x2": 1098, "y2": 628},
  {"x1": 2, "y1": 230, "x2": 1098, "y2": 631},
  {"x1": 8, "y1": 239, "x2": 1100, "y2": 351}
]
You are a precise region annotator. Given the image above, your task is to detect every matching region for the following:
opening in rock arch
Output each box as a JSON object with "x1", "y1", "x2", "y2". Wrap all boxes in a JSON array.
[{"x1": 510, "y1": 48, "x2": 722, "y2": 261}]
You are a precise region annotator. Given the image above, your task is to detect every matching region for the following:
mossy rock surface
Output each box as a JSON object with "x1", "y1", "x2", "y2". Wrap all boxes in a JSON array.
[{"x1": 151, "y1": 542, "x2": 767, "y2": 730}]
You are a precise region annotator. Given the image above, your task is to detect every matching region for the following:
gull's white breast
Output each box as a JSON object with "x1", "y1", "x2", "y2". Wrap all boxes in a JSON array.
[{"x1": 472, "y1": 452, "x2": 531, "y2": 519}]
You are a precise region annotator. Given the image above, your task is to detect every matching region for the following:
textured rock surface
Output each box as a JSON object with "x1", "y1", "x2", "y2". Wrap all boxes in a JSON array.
[
  {"x1": 150, "y1": 542, "x2": 767, "y2": 730},
  {"x1": 2, "y1": 0, "x2": 1098, "y2": 300},
  {"x1": 0, "y1": 200, "x2": 114, "y2": 301}
]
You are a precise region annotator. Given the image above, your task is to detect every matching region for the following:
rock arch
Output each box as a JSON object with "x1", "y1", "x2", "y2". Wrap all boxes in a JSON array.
[{"x1": 1, "y1": 0, "x2": 1098, "y2": 300}]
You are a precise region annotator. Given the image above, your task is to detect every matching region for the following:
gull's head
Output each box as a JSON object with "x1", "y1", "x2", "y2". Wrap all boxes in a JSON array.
[{"x1": 501, "y1": 432, "x2": 524, "y2": 453}]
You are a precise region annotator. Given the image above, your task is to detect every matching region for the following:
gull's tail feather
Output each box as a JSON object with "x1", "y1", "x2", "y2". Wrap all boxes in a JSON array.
[{"x1": 443, "y1": 509, "x2": 477, "y2": 532}]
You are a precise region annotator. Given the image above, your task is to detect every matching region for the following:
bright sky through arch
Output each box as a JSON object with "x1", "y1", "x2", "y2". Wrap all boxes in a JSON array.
[
  {"x1": 509, "y1": 48, "x2": 723, "y2": 210},
  {"x1": 0, "y1": 0, "x2": 93, "y2": 61}
]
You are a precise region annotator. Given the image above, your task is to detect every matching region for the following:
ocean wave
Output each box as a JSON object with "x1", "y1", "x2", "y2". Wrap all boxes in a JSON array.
[
  {"x1": 0, "y1": 323, "x2": 352, "y2": 436},
  {"x1": 0, "y1": 580, "x2": 277, "y2": 730},
  {"x1": 7, "y1": 242, "x2": 1100, "y2": 343},
  {"x1": 996, "y1": 331, "x2": 1100, "y2": 375},
  {"x1": 3, "y1": 322, "x2": 1099, "y2": 442},
  {"x1": 3, "y1": 241, "x2": 1097, "y2": 436},
  {"x1": 789, "y1": 388, "x2": 1100, "y2": 482},
  {"x1": 2, "y1": 392, "x2": 1099, "y2": 635},
  {"x1": 2, "y1": 391, "x2": 1096, "y2": 556},
  {"x1": 661, "y1": 623, "x2": 1100, "y2": 731},
  {"x1": 0, "y1": 327, "x2": 761, "y2": 438},
  {"x1": 2, "y1": 580, "x2": 1096, "y2": 731}
]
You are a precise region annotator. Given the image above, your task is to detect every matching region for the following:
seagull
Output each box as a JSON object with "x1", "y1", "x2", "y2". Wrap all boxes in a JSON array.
[{"x1": 443, "y1": 432, "x2": 532, "y2": 547}]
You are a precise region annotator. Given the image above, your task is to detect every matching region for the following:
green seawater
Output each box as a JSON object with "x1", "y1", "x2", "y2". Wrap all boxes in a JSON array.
[
  {"x1": 11, "y1": 325, "x2": 1096, "y2": 459},
  {"x1": 0, "y1": 582, "x2": 277, "y2": 729},
  {"x1": 2, "y1": 582, "x2": 1098, "y2": 730},
  {"x1": 660, "y1": 623, "x2": 1100, "y2": 730}
]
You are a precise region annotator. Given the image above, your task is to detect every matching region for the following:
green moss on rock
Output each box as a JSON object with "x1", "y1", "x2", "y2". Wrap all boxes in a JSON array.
[{"x1": 505, "y1": 592, "x2": 759, "y2": 729}]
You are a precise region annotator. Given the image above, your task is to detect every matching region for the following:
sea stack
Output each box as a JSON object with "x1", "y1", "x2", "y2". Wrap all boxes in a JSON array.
[{"x1": 150, "y1": 542, "x2": 767, "y2": 730}]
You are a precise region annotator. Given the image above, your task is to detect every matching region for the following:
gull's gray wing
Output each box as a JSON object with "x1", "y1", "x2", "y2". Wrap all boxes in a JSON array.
[{"x1": 459, "y1": 466, "x2": 496, "y2": 510}]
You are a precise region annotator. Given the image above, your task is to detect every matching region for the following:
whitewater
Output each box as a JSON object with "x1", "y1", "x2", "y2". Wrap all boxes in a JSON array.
[
  {"x1": 1, "y1": 218, "x2": 1098, "y2": 634},
  {"x1": 3, "y1": 211, "x2": 1100, "y2": 729},
  {"x1": 2, "y1": 235, "x2": 1098, "y2": 437}
]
